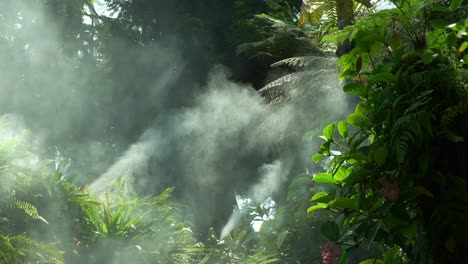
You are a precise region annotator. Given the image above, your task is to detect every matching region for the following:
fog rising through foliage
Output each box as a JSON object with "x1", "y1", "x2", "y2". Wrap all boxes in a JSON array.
[{"x1": 1, "y1": 0, "x2": 466, "y2": 263}]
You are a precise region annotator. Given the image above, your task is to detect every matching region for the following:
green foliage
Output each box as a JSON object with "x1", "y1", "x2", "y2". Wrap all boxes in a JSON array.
[{"x1": 308, "y1": 1, "x2": 468, "y2": 263}]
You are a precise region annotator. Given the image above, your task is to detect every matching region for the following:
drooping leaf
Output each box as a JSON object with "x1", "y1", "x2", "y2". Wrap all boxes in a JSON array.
[{"x1": 356, "y1": 55, "x2": 363, "y2": 73}]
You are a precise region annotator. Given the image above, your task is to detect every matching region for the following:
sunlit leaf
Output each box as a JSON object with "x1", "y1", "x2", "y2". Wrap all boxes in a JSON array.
[
  {"x1": 313, "y1": 173, "x2": 335, "y2": 184},
  {"x1": 311, "y1": 192, "x2": 333, "y2": 203},
  {"x1": 338, "y1": 120, "x2": 348, "y2": 138},
  {"x1": 323, "y1": 123, "x2": 335, "y2": 140},
  {"x1": 312, "y1": 153, "x2": 323, "y2": 163},
  {"x1": 307, "y1": 205, "x2": 326, "y2": 214},
  {"x1": 347, "y1": 113, "x2": 369, "y2": 127},
  {"x1": 458, "y1": 41, "x2": 468, "y2": 54},
  {"x1": 334, "y1": 167, "x2": 350, "y2": 181}
]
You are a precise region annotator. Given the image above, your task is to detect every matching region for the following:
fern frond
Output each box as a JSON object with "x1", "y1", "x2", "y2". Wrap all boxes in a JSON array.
[
  {"x1": 271, "y1": 56, "x2": 336, "y2": 68},
  {"x1": 8, "y1": 198, "x2": 48, "y2": 224},
  {"x1": 390, "y1": 111, "x2": 431, "y2": 163},
  {"x1": 10, "y1": 235, "x2": 64, "y2": 263}
]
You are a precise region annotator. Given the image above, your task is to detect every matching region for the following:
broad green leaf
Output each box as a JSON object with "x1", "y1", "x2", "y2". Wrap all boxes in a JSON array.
[
  {"x1": 347, "y1": 113, "x2": 369, "y2": 127},
  {"x1": 449, "y1": 0, "x2": 463, "y2": 11},
  {"x1": 355, "y1": 102, "x2": 369, "y2": 114},
  {"x1": 384, "y1": 246, "x2": 401, "y2": 264},
  {"x1": 313, "y1": 173, "x2": 335, "y2": 184},
  {"x1": 323, "y1": 123, "x2": 335, "y2": 140},
  {"x1": 463, "y1": 54, "x2": 468, "y2": 64},
  {"x1": 321, "y1": 221, "x2": 340, "y2": 242},
  {"x1": 312, "y1": 153, "x2": 323, "y2": 163},
  {"x1": 311, "y1": 192, "x2": 333, "y2": 203},
  {"x1": 328, "y1": 198, "x2": 358, "y2": 210},
  {"x1": 307, "y1": 205, "x2": 326, "y2": 214},
  {"x1": 430, "y1": 19, "x2": 449, "y2": 29},
  {"x1": 372, "y1": 145, "x2": 388, "y2": 166},
  {"x1": 432, "y1": 6, "x2": 449, "y2": 12},
  {"x1": 338, "y1": 120, "x2": 348, "y2": 138},
  {"x1": 459, "y1": 41, "x2": 468, "y2": 53},
  {"x1": 343, "y1": 82, "x2": 368, "y2": 98},
  {"x1": 334, "y1": 167, "x2": 350, "y2": 181}
]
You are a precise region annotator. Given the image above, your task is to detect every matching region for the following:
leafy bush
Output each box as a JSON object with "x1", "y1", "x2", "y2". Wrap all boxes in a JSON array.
[{"x1": 308, "y1": 1, "x2": 467, "y2": 263}]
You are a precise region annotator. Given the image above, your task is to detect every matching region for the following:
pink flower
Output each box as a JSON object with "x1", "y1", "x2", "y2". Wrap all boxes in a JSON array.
[
  {"x1": 320, "y1": 242, "x2": 342, "y2": 264},
  {"x1": 377, "y1": 176, "x2": 400, "y2": 201}
]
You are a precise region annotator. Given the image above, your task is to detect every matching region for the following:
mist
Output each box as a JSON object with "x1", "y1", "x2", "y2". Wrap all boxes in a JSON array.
[{"x1": 0, "y1": 0, "x2": 349, "y2": 260}]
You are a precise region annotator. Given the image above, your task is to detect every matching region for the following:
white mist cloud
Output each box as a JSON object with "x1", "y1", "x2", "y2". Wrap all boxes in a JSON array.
[{"x1": 221, "y1": 160, "x2": 289, "y2": 239}]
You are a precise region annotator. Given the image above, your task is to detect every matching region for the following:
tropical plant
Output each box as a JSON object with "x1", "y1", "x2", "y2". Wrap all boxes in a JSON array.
[{"x1": 306, "y1": 0, "x2": 467, "y2": 263}]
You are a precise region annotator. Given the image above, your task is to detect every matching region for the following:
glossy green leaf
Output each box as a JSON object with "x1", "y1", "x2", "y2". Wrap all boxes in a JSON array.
[
  {"x1": 347, "y1": 113, "x2": 369, "y2": 127},
  {"x1": 311, "y1": 192, "x2": 333, "y2": 203},
  {"x1": 459, "y1": 41, "x2": 468, "y2": 53},
  {"x1": 449, "y1": 0, "x2": 463, "y2": 11},
  {"x1": 321, "y1": 221, "x2": 340, "y2": 242},
  {"x1": 338, "y1": 120, "x2": 348, "y2": 138},
  {"x1": 343, "y1": 82, "x2": 368, "y2": 98},
  {"x1": 313, "y1": 173, "x2": 335, "y2": 184},
  {"x1": 355, "y1": 102, "x2": 369, "y2": 114},
  {"x1": 307, "y1": 205, "x2": 326, "y2": 214},
  {"x1": 334, "y1": 167, "x2": 350, "y2": 181},
  {"x1": 323, "y1": 123, "x2": 335, "y2": 140},
  {"x1": 312, "y1": 153, "x2": 323, "y2": 163}
]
